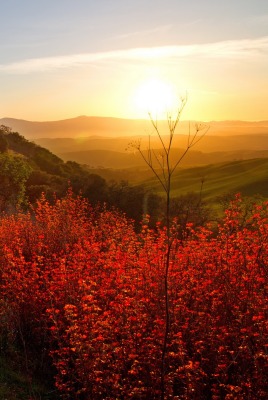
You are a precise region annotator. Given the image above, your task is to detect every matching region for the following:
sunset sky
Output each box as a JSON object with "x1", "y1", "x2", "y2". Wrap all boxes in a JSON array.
[{"x1": 1, "y1": 0, "x2": 268, "y2": 122}]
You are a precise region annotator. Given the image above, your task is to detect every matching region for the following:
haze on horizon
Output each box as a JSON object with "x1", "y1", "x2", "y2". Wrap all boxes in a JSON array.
[{"x1": 1, "y1": 0, "x2": 268, "y2": 123}]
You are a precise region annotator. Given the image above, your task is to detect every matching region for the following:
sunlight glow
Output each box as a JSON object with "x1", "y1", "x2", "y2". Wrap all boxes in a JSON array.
[{"x1": 133, "y1": 79, "x2": 177, "y2": 117}]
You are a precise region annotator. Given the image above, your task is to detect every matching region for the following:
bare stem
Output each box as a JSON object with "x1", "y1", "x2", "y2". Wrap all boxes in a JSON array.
[{"x1": 129, "y1": 98, "x2": 207, "y2": 399}]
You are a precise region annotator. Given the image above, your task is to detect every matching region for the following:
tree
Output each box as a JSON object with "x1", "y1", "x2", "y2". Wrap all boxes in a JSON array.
[
  {"x1": 0, "y1": 134, "x2": 8, "y2": 153},
  {"x1": 0, "y1": 125, "x2": 11, "y2": 135},
  {"x1": 131, "y1": 98, "x2": 208, "y2": 398},
  {"x1": 0, "y1": 153, "x2": 32, "y2": 212},
  {"x1": 0, "y1": 125, "x2": 10, "y2": 153}
]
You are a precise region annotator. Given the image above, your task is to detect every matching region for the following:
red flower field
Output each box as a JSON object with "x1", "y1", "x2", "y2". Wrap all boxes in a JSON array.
[{"x1": 0, "y1": 191, "x2": 267, "y2": 399}]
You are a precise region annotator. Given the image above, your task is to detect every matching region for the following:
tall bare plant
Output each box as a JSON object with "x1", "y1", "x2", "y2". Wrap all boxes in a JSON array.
[{"x1": 131, "y1": 97, "x2": 208, "y2": 398}]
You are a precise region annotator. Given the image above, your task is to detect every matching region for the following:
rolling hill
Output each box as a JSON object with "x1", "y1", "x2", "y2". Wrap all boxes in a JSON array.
[
  {"x1": 143, "y1": 157, "x2": 268, "y2": 200},
  {"x1": 1, "y1": 116, "x2": 268, "y2": 171},
  {"x1": 34, "y1": 133, "x2": 268, "y2": 156},
  {"x1": 1, "y1": 116, "x2": 268, "y2": 139},
  {"x1": 0, "y1": 116, "x2": 151, "y2": 139},
  {"x1": 1, "y1": 120, "x2": 267, "y2": 206},
  {"x1": 56, "y1": 148, "x2": 268, "y2": 170}
]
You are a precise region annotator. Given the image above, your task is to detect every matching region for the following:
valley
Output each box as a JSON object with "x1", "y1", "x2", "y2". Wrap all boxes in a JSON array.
[{"x1": 1, "y1": 115, "x2": 268, "y2": 202}]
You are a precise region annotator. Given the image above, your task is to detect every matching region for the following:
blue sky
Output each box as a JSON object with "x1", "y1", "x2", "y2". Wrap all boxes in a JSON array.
[{"x1": 1, "y1": 0, "x2": 268, "y2": 121}]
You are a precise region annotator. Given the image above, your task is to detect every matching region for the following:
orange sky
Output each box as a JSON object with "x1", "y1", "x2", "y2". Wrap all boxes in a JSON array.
[{"x1": 1, "y1": 1, "x2": 268, "y2": 122}]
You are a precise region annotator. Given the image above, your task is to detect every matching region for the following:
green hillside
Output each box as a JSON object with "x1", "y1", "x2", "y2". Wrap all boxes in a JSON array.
[
  {"x1": 0, "y1": 126, "x2": 110, "y2": 210},
  {"x1": 143, "y1": 158, "x2": 268, "y2": 200}
]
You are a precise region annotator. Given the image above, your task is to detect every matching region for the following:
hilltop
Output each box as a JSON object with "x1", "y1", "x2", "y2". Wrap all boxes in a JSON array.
[{"x1": 1, "y1": 116, "x2": 268, "y2": 139}]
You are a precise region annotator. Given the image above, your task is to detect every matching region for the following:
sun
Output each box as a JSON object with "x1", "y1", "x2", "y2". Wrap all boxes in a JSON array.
[{"x1": 133, "y1": 78, "x2": 177, "y2": 117}]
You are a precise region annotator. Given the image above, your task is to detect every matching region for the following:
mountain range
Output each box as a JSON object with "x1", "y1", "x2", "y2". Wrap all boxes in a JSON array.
[
  {"x1": 1, "y1": 116, "x2": 268, "y2": 139},
  {"x1": 1, "y1": 116, "x2": 268, "y2": 170}
]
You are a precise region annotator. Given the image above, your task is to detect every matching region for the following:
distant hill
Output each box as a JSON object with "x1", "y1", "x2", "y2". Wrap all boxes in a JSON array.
[
  {"x1": 57, "y1": 147, "x2": 268, "y2": 170},
  {"x1": 2, "y1": 116, "x2": 268, "y2": 170},
  {"x1": 32, "y1": 132, "x2": 268, "y2": 170},
  {"x1": 1, "y1": 116, "x2": 268, "y2": 139},
  {"x1": 34, "y1": 132, "x2": 268, "y2": 155},
  {"x1": 60, "y1": 149, "x2": 145, "y2": 169},
  {"x1": 0, "y1": 116, "x2": 150, "y2": 139}
]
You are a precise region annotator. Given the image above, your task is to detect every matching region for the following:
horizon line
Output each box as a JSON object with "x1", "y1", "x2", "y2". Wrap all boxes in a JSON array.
[{"x1": 1, "y1": 115, "x2": 268, "y2": 124}]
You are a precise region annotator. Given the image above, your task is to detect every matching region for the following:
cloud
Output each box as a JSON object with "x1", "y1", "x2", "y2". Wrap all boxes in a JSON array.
[{"x1": 1, "y1": 36, "x2": 268, "y2": 74}]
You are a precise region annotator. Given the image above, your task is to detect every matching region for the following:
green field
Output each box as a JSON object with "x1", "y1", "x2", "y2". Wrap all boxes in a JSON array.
[{"x1": 142, "y1": 157, "x2": 268, "y2": 201}]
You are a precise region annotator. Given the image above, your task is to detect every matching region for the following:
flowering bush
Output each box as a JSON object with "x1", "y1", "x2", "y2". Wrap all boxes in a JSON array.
[{"x1": 0, "y1": 191, "x2": 267, "y2": 399}]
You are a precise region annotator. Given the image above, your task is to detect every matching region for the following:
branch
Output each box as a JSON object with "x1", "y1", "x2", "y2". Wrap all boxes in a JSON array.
[{"x1": 170, "y1": 122, "x2": 209, "y2": 176}]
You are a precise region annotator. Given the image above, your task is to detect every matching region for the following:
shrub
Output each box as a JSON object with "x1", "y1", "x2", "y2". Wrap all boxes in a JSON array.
[{"x1": 0, "y1": 192, "x2": 267, "y2": 399}]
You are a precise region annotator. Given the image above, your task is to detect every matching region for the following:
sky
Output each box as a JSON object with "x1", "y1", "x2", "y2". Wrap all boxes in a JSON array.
[{"x1": 1, "y1": 0, "x2": 268, "y2": 122}]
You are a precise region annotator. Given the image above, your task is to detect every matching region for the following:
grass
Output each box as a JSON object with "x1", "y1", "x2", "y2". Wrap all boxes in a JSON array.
[{"x1": 142, "y1": 158, "x2": 268, "y2": 201}]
